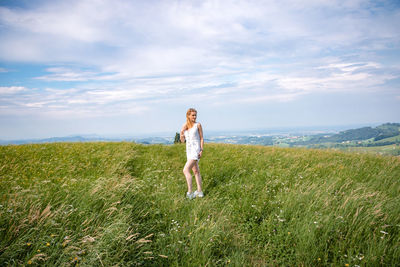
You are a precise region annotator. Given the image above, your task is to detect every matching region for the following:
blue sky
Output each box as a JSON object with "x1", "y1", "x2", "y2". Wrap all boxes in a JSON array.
[{"x1": 0, "y1": 0, "x2": 399, "y2": 139}]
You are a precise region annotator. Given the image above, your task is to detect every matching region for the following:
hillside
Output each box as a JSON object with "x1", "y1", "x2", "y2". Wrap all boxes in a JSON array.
[
  {"x1": 1, "y1": 143, "x2": 399, "y2": 266},
  {"x1": 304, "y1": 123, "x2": 400, "y2": 143},
  {"x1": 284, "y1": 123, "x2": 400, "y2": 155}
]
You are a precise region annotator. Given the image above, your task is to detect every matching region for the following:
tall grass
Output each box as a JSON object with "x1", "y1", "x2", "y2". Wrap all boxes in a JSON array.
[{"x1": 0, "y1": 142, "x2": 399, "y2": 266}]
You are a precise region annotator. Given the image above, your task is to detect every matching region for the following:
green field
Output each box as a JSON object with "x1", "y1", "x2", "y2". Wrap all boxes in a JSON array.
[
  {"x1": 1, "y1": 142, "x2": 399, "y2": 266},
  {"x1": 375, "y1": 134, "x2": 400, "y2": 143},
  {"x1": 337, "y1": 144, "x2": 400, "y2": 156}
]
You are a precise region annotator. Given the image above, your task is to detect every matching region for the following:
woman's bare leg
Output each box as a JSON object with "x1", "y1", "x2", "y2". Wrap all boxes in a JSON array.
[
  {"x1": 192, "y1": 161, "x2": 202, "y2": 192},
  {"x1": 183, "y1": 160, "x2": 197, "y2": 193}
]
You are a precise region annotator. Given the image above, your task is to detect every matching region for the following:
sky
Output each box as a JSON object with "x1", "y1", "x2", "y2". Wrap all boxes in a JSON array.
[{"x1": 0, "y1": 0, "x2": 400, "y2": 139}]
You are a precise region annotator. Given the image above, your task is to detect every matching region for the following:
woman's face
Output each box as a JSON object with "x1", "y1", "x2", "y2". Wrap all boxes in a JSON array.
[{"x1": 189, "y1": 112, "x2": 197, "y2": 123}]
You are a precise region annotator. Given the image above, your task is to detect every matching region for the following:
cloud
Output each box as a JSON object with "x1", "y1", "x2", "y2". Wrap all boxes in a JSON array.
[
  {"x1": 35, "y1": 67, "x2": 119, "y2": 82},
  {"x1": 2, "y1": 0, "x2": 398, "y2": 65},
  {"x1": 0, "y1": 2, "x2": 109, "y2": 42},
  {"x1": 0, "y1": 0, "x2": 399, "y2": 118},
  {"x1": 0, "y1": 86, "x2": 27, "y2": 94},
  {"x1": 0, "y1": 84, "x2": 150, "y2": 118},
  {"x1": 2, "y1": 56, "x2": 396, "y2": 118}
]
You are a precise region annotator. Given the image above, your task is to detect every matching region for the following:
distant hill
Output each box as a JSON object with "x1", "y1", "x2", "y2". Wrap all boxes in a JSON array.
[
  {"x1": 0, "y1": 135, "x2": 172, "y2": 145},
  {"x1": 306, "y1": 123, "x2": 400, "y2": 143},
  {"x1": 374, "y1": 123, "x2": 400, "y2": 141},
  {"x1": 0, "y1": 135, "x2": 120, "y2": 145},
  {"x1": 2, "y1": 123, "x2": 399, "y2": 154}
]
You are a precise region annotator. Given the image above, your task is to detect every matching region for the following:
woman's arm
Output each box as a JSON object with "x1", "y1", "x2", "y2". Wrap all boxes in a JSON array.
[
  {"x1": 198, "y1": 123, "x2": 204, "y2": 157},
  {"x1": 180, "y1": 124, "x2": 187, "y2": 143}
]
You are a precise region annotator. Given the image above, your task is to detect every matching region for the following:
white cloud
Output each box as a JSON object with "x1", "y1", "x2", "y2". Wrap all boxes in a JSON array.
[
  {"x1": 0, "y1": 86, "x2": 27, "y2": 94},
  {"x1": 35, "y1": 67, "x2": 118, "y2": 82},
  {"x1": 0, "y1": 2, "x2": 108, "y2": 42},
  {"x1": 235, "y1": 92, "x2": 304, "y2": 103},
  {"x1": 6, "y1": 56, "x2": 395, "y2": 116},
  {"x1": 0, "y1": 0, "x2": 399, "y2": 121},
  {"x1": 1, "y1": 0, "x2": 398, "y2": 66},
  {"x1": 317, "y1": 62, "x2": 382, "y2": 72},
  {"x1": 0, "y1": 84, "x2": 150, "y2": 118}
]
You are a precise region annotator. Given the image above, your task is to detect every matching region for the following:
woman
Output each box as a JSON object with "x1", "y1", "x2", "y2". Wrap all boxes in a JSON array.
[{"x1": 180, "y1": 108, "x2": 204, "y2": 199}]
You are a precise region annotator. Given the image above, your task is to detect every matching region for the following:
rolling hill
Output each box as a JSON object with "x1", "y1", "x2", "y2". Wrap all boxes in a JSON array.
[
  {"x1": 307, "y1": 123, "x2": 400, "y2": 143},
  {"x1": 1, "y1": 142, "x2": 399, "y2": 265}
]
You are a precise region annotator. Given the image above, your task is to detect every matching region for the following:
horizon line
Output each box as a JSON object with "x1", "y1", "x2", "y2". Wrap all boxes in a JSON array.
[{"x1": 1, "y1": 121, "x2": 397, "y2": 142}]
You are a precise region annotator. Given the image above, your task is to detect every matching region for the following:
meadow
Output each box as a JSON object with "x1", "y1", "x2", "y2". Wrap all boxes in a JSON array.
[{"x1": 0, "y1": 142, "x2": 399, "y2": 266}]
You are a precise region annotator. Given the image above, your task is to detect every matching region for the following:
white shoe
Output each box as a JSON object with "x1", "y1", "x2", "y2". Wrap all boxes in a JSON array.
[
  {"x1": 186, "y1": 192, "x2": 195, "y2": 200},
  {"x1": 194, "y1": 190, "x2": 204, "y2": 198}
]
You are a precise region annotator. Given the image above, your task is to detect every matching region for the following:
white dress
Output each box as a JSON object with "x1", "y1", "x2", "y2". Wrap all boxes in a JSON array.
[{"x1": 184, "y1": 123, "x2": 201, "y2": 160}]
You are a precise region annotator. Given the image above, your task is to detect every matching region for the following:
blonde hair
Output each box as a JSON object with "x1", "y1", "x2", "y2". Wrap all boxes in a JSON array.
[{"x1": 186, "y1": 108, "x2": 197, "y2": 129}]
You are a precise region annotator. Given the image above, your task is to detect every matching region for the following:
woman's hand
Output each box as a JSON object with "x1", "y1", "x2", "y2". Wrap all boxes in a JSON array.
[
  {"x1": 198, "y1": 150, "x2": 203, "y2": 159},
  {"x1": 180, "y1": 124, "x2": 187, "y2": 142}
]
